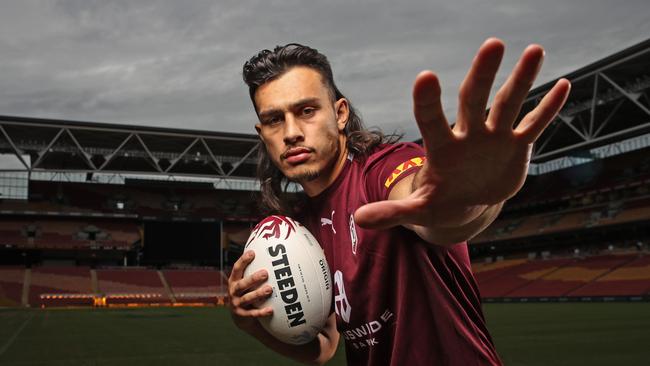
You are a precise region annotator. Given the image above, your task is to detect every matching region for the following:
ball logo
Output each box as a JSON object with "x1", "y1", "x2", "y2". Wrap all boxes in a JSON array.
[
  {"x1": 246, "y1": 215, "x2": 297, "y2": 247},
  {"x1": 268, "y1": 243, "x2": 306, "y2": 327},
  {"x1": 334, "y1": 270, "x2": 351, "y2": 323}
]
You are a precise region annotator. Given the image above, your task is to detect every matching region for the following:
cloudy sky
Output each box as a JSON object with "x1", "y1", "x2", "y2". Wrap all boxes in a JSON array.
[{"x1": 1, "y1": 0, "x2": 649, "y2": 141}]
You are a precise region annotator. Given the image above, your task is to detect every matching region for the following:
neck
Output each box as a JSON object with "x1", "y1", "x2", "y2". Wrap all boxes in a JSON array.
[{"x1": 302, "y1": 136, "x2": 348, "y2": 197}]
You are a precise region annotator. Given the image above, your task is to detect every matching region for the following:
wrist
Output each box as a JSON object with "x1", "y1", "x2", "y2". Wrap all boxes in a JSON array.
[{"x1": 410, "y1": 202, "x2": 502, "y2": 246}]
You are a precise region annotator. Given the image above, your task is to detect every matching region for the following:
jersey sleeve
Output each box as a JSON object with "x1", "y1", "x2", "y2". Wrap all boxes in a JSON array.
[{"x1": 363, "y1": 142, "x2": 426, "y2": 203}]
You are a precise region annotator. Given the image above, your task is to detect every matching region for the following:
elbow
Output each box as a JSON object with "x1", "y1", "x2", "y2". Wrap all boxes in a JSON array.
[{"x1": 307, "y1": 323, "x2": 339, "y2": 365}]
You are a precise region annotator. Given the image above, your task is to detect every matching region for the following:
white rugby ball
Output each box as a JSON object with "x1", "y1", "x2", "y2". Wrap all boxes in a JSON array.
[{"x1": 243, "y1": 215, "x2": 332, "y2": 345}]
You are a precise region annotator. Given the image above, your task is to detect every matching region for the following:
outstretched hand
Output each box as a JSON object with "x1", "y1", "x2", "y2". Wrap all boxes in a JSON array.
[{"x1": 355, "y1": 38, "x2": 571, "y2": 230}]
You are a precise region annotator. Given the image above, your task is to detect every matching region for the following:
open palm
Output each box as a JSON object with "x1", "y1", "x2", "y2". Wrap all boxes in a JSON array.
[{"x1": 355, "y1": 38, "x2": 571, "y2": 230}]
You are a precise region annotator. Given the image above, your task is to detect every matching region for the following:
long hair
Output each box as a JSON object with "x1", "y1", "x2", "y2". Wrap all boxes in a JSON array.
[{"x1": 243, "y1": 43, "x2": 400, "y2": 215}]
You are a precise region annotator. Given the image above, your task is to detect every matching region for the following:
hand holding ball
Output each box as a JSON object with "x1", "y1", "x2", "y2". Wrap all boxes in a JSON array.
[{"x1": 243, "y1": 215, "x2": 332, "y2": 345}]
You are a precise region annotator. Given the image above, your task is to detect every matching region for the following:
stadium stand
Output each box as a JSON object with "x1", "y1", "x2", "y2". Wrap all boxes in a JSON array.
[
  {"x1": 0, "y1": 266, "x2": 25, "y2": 306},
  {"x1": 475, "y1": 258, "x2": 575, "y2": 298},
  {"x1": 567, "y1": 254, "x2": 650, "y2": 296},
  {"x1": 473, "y1": 252, "x2": 650, "y2": 299},
  {"x1": 29, "y1": 266, "x2": 93, "y2": 307},
  {"x1": 96, "y1": 268, "x2": 170, "y2": 304},
  {"x1": 163, "y1": 269, "x2": 227, "y2": 303},
  {"x1": 25, "y1": 180, "x2": 259, "y2": 219},
  {"x1": 0, "y1": 218, "x2": 139, "y2": 250}
]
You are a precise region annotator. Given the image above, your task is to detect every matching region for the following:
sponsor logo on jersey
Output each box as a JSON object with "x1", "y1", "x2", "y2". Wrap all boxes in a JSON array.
[
  {"x1": 349, "y1": 214, "x2": 358, "y2": 255},
  {"x1": 384, "y1": 156, "x2": 426, "y2": 188},
  {"x1": 334, "y1": 270, "x2": 351, "y2": 323}
]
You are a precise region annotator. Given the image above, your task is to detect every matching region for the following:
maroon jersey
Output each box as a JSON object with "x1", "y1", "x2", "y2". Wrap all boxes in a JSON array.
[{"x1": 301, "y1": 143, "x2": 502, "y2": 366}]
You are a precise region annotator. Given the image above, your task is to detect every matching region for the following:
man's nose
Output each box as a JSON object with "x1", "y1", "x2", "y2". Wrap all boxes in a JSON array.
[{"x1": 283, "y1": 114, "x2": 304, "y2": 145}]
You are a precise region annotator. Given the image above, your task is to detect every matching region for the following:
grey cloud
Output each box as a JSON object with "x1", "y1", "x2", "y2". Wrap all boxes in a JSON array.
[{"x1": 0, "y1": 0, "x2": 649, "y2": 142}]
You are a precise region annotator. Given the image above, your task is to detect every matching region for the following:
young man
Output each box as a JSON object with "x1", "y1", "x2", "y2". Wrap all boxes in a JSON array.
[{"x1": 228, "y1": 39, "x2": 571, "y2": 365}]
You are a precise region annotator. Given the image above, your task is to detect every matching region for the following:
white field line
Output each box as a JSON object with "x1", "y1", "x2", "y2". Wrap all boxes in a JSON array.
[{"x1": 0, "y1": 313, "x2": 34, "y2": 357}]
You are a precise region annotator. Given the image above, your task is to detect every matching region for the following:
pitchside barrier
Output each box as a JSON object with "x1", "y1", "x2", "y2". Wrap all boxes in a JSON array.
[
  {"x1": 39, "y1": 293, "x2": 230, "y2": 308},
  {"x1": 483, "y1": 295, "x2": 650, "y2": 303}
]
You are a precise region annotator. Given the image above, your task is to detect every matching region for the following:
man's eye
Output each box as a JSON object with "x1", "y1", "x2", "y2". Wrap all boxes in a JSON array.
[
  {"x1": 302, "y1": 107, "x2": 315, "y2": 116},
  {"x1": 265, "y1": 116, "x2": 281, "y2": 125}
]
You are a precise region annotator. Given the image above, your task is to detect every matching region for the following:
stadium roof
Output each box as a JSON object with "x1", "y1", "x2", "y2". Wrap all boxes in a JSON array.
[
  {"x1": 0, "y1": 114, "x2": 260, "y2": 181},
  {"x1": 524, "y1": 37, "x2": 650, "y2": 163}
]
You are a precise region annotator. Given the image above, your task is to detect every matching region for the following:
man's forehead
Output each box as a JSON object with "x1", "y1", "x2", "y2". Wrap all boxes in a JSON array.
[{"x1": 254, "y1": 67, "x2": 330, "y2": 112}]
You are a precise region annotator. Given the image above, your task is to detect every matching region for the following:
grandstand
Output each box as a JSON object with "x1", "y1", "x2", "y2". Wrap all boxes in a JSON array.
[
  {"x1": 0, "y1": 118, "x2": 262, "y2": 307},
  {"x1": 2, "y1": 39, "x2": 650, "y2": 308},
  {"x1": 468, "y1": 38, "x2": 650, "y2": 302}
]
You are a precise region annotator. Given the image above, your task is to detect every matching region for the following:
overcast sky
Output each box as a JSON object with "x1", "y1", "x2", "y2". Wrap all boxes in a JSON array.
[{"x1": 1, "y1": 0, "x2": 649, "y2": 141}]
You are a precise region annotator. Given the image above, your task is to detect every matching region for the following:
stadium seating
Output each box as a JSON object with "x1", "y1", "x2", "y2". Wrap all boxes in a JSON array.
[
  {"x1": 96, "y1": 268, "x2": 170, "y2": 304},
  {"x1": 474, "y1": 254, "x2": 649, "y2": 298},
  {"x1": 0, "y1": 219, "x2": 139, "y2": 250},
  {"x1": 163, "y1": 269, "x2": 227, "y2": 303},
  {"x1": 508, "y1": 255, "x2": 631, "y2": 297},
  {"x1": 476, "y1": 258, "x2": 574, "y2": 298},
  {"x1": 29, "y1": 266, "x2": 93, "y2": 307},
  {"x1": 0, "y1": 266, "x2": 25, "y2": 306},
  {"x1": 23, "y1": 180, "x2": 260, "y2": 219},
  {"x1": 567, "y1": 254, "x2": 650, "y2": 296}
]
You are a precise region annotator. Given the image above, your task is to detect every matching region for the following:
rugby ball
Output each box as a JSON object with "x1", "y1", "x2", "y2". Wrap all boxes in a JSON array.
[{"x1": 243, "y1": 215, "x2": 332, "y2": 345}]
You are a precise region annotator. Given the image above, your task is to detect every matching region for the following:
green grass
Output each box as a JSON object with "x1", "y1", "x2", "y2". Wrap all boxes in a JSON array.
[
  {"x1": 0, "y1": 303, "x2": 648, "y2": 365},
  {"x1": 484, "y1": 303, "x2": 650, "y2": 366}
]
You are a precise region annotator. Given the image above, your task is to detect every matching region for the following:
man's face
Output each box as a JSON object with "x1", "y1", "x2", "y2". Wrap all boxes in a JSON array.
[{"x1": 254, "y1": 67, "x2": 348, "y2": 185}]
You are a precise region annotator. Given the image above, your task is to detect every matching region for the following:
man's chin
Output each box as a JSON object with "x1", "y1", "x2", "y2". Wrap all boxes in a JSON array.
[{"x1": 286, "y1": 169, "x2": 320, "y2": 183}]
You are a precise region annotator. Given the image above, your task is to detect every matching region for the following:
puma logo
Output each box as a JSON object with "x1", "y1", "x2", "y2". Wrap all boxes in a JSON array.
[{"x1": 320, "y1": 210, "x2": 336, "y2": 234}]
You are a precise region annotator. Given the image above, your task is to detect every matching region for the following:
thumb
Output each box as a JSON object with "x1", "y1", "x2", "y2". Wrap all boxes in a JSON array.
[{"x1": 354, "y1": 197, "x2": 426, "y2": 230}]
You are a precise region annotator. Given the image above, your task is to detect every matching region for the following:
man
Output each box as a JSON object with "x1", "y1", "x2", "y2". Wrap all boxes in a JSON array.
[{"x1": 228, "y1": 39, "x2": 571, "y2": 365}]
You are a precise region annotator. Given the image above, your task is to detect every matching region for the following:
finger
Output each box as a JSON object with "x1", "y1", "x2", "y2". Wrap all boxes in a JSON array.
[
  {"x1": 456, "y1": 38, "x2": 505, "y2": 133},
  {"x1": 235, "y1": 306, "x2": 274, "y2": 318},
  {"x1": 231, "y1": 269, "x2": 268, "y2": 296},
  {"x1": 412, "y1": 71, "x2": 453, "y2": 153},
  {"x1": 229, "y1": 250, "x2": 255, "y2": 284},
  {"x1": 515, "y1": 78, "x2": 571, "y2": 143},
  {"x1": 488, "y1": 44, "x2": 544, "y2": 132},
  {"x1": 239, "y1": 285, "x2": 273, "y2": 307},
  {"x1": 354, "y1": 196, "x2": 428, "y2": 230}
]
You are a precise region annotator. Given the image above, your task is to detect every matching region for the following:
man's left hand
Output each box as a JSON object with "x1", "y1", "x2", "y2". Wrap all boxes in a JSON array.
[{"x1": 355, "y1": 38, "x2": 571, "y2": 230}]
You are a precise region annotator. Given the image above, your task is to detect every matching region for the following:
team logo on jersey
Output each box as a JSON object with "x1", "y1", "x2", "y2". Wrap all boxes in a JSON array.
[
  {"x1": 320, "y1": 210, "x2": 336, "y2": 234},
  {"x1": 334, "y1": 270, "x2": 351, "y2": 323},
  {"x1": 384, "y1": 156, "x2": 426, "y2": 188},
  {"x1": 349, "y1": 214, "x2": 358, "y2": 255}
]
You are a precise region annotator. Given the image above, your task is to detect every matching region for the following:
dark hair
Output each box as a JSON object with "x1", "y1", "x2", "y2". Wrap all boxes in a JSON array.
[{"x1": 243, "y1": 43, "x2": 400, "y2": 215}]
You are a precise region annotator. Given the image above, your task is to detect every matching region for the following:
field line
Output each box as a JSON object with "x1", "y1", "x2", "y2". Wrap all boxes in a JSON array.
[{"x1": 0, "y1": 312, "x2": 34, "y2": 357}]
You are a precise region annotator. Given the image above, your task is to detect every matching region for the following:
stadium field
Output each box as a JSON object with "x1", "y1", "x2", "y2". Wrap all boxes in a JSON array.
[{"x1": 0, "y1": 303, "x2": 648, "y2": 366}]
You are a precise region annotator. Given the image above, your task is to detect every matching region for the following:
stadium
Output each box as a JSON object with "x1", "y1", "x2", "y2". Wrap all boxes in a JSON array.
[{"x1": 1, "y1": 37, "x2": 649, "y2": 366}]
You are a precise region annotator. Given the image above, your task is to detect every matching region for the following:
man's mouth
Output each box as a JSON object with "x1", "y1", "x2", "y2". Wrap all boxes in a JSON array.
[{"x1": 283, "y1": 147, "x2": 313, "y2": 165}]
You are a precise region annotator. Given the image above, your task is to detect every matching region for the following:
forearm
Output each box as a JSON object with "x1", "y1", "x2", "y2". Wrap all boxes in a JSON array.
[{"x1": 408, "y1": 201, "x2": 503, "y2": 246}]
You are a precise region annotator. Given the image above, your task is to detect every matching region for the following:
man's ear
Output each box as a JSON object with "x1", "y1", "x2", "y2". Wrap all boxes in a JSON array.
[
  {"x1": 255, "y1": 123, "x2": 265, "y2": 142},
  {"x1": 335, "y1": 98, "x2": 350, "y2": 132}
]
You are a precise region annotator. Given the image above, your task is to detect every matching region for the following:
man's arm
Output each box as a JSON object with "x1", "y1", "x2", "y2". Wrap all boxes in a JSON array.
[
  {"x1": 388, "y1": 171, "x2": 504, "y2": 246},
  {"x1": 228, "y1": 251, "x2": 339, "y2": 365}
]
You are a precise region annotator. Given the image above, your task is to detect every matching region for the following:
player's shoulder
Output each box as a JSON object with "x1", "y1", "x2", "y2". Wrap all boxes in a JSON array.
[{"x1": 362, "y1": 142, "x2": 425, "y2": 171}]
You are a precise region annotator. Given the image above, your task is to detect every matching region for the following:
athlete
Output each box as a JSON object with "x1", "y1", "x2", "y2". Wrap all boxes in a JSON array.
[{"x1": 228, "y1": 39, "x2": 571, "y2": 365}]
